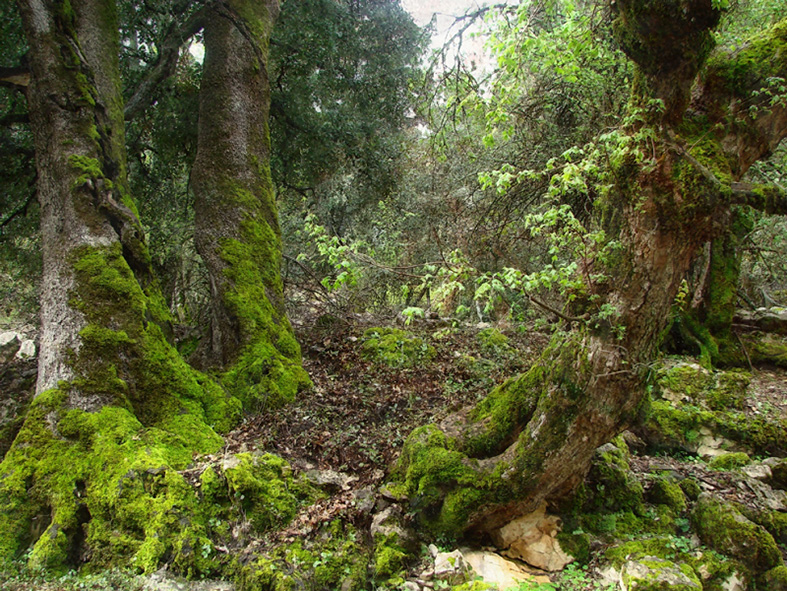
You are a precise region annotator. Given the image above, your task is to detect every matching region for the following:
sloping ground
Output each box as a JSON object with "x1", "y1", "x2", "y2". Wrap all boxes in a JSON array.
[{"x1": 1, "y1": 319, "x2": 786, "y2": 590}]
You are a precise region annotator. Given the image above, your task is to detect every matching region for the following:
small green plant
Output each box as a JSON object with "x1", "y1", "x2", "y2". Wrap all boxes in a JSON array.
[{"x1": 557, "y1": 563, "x2": 616, "y2": 590}]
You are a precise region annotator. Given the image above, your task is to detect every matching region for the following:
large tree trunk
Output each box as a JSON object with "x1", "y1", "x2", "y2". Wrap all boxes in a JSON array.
[
  {"x1": 0, "y1": 0, "x2": 238, "y2": 570},
  {"x1": 395, "y1": 2, "x2": 787, "y2": 537},
  {"x1": 191, "y1": 0, "x2": 310, "y2": 410}
]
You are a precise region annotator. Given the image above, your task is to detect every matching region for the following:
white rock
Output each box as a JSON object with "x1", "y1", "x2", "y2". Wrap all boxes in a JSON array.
[
  {"x1": 0, "y1": 331, "x2": 20, "y2": 362},
  {"x1": 15, "y1": 339, "x2": 36, "y2": 359},
  {"x1": 303, "y1": 469, "x2": 357, "y2": 491},
  {"x1": 722, "y1": 571, "x2": 745, "y2": 591},
  {"x1": 433, "y1": 549, "x2": 470, "y2": 585},
  {"x1": 597, "y1": 565, "x2": 621, "y2": 587},
  {"x1": 0, "y1": 331, "x2": 20, "y2": 347},
  {"x1": 461, "y1": 549, "x2": 551, "y2": 589},
  {"x1": 491, "y1": 501, "x2": 573, "y2": 571},
  {"x1": 697, "y1": 428, "x2": 734, "y2": 458},
  {"x1": 402, "y1": 582, "x2": 421, "y2": 591},
  {"x1": 741, "y1": 463, "x2": 772, "y2": 481}
]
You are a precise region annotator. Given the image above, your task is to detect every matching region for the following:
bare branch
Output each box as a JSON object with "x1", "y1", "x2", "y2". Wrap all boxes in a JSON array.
[{"x1": 124, "y1": 7, "x2": 207, "y2": 121}]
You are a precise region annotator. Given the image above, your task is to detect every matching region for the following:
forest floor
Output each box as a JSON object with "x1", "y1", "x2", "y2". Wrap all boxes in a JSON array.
[{"x1": 2, "y1": 315, "x2": 786, "y2": 590}]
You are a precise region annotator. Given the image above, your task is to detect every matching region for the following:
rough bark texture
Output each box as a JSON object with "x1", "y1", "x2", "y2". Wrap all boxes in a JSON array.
[
  {"x1": 395, "y1": 3, "x2": 787, "y2": 537},
  {"x1": 191, "y1": 0, "x2": 310, "y2": 409},
  {"x1": 0, "y1": 0, "x2": 239, "y2": 570}
]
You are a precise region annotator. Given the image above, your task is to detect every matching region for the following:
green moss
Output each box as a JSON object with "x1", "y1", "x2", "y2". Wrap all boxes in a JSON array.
[
  {"x1": 0, "y1": 244, "x2": 247, "y2": 572},
  {"x1": 764, "y1": 565, "x2": 787, "y2": 590},
  {"x1": 692, "y1": 495, "x2": 782, "y2": 573},
  {"x1": 642, "y1": 397, "x2": 787, "y2": 456},
  {"x1": 585, "y1": 440, "x2": 645, "y2": 516},
  {"x1": 648, "y1": 477, "x2": 687, "y2": 514},
  {"x1": 392, "y1": 333, "x2": 594, "y2": 537},
  {"x1": 373, "y1": 533, "x2": 408, "y2": 579},
  {"x1": 477, "y1": 327, "x2": 511, "y2": 357},
  {"x1": 360, "y1": 327, "x2": 436, "y2": 368},
  {"x1": 705, "y1": 19, "x2": 787, "y2": 100},
  {"x1": 656, "y1": 362, "x2": 712, "y2": 402},
  {"x1": 234, "y1": 521, "x2": 367, "y2": 591},
  {"x1": 605, "y1": 537, "x2": 740, "y2": 590},
  {"x1": 678, "y1": 478, "x2": 702, "y2": 501},
  {"x1": 621, "y1": 557, "x2": 702, "y2": 591},
  {"x1": 708, "y1": 452, "x2": 750, "y2": 471},
  {"x1": 218, "y1": 214, "x2": 311, "y2": 410},
  {"x1": 746, "y1": 334, "x2": 787, "y2": 368},
  {"x1": 222, "y1": 453, "x2": 305, "y2": 533},
  {"x1": 556, "y1": 532, "x2": 591, "y2": 564},
  {"x1": 705, "y1": 370, "x2": 749, "y2": 411},
  {"x1": 223, "y1": 339, "x2": 311, "y2": 411}
]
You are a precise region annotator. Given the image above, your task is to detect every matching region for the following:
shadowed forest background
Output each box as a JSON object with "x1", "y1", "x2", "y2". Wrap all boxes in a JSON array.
[{"x1": 1, "y1": 0, "x2": 787, "y2": 590}]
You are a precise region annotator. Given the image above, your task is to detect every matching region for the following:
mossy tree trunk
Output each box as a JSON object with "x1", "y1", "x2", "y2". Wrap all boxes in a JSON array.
[
  {"x1": 396, "y1": 2, "x2": 787, "y2": 537},
  {"x1": 0, "y1": 0, "x2": 239, "y2": 571},
  {"x1": 672, "y1": 207, "x2": 755, "y2": 366},
  {"x1": 191, "y1": 0, "x2": 310, "y2": 410}
]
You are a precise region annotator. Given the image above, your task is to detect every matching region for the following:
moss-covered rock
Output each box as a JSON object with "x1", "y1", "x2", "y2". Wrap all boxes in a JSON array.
[
  {"x1": 234, "y1": 520, "x2": 368, "y2": 591},
  {"x1": 705, "y1": 370, "x2": 749, "y2": 411},
  {"x1": 477, "y1": 328, "x2": 512, "y2": 358},
  {"x1": 620, "y1": 557, "x2": 702, "y2": 590},
  {"x1": 639, "y1": 397, "x2": 787, "y2": 457},
  {"x1": 746, "y1": 334, "x2": 787, "y2": 368},
  {"x1": 678, "y1": 478, "x2": 702, "y2": 501},
  {"x1": 585, "y1": 439, "x2": 645, "y2": 516},
  {"x1": 361, "y1": 328, "x2": 436, "y2": 368},
  {"x1": 656, "y1": 362, "x2": 713, "y2": 404},
  {"x1": 772, "y1": 458, "x2": 787, "y2": 490},
  {"x1": 605, "y1": 538, "x2": 743, "y2": 591},
  {"x1": 647, "y1": 476, "x2": 688, "y2": 514},
  {"x1": 691, "y1": 495, "x2": 782, "y2": 573},
  {"x1": 708, "y1": 452, "x2": 750, "y2": 471},
  {"x1": 764, "y1": 565, "x2": 787, "y2": 591}
]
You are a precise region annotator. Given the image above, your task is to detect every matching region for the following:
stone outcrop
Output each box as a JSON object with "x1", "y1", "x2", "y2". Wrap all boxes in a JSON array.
[{"x1": 490, "y1": 501, "x2": 573, "y2": 571}]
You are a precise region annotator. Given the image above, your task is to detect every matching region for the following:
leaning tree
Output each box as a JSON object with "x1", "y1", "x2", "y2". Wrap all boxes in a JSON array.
[
  {"x1": 395, "y1": 0, "x2": 787, "y2": 536},
  {"x1": 0, "y1": 0, "x2": 304, "y2": 570}
]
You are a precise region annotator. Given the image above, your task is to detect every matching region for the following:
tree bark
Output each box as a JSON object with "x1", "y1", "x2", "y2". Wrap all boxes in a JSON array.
[
  {"x1": 191, "y1": 0, "x2": 310, "y2": 409},
  {"x1": 395, "y1": 4, "x2": 787, "y2": 537},
  {"x1": 0, "y1": 0, "x2": 238, "y2": 569}
]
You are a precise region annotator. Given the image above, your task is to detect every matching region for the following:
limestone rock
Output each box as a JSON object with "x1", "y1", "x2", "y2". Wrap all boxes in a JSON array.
[
  {"x1": 370, "y1": 505, "x2": 414, "y2": 548},
  {"x1": 0, "y1": 331, "x2": 21, "y2": 363},
  {"x1": 741, "y1": 462, "x2": 772, "y2": 481},
  {"x1": 744, "y1": 477, "x2": 787, "y2": 511},
  {"x1": 696, "y1": 428, "x2": 735, "y2": 458},
  {"x1": 461, "y1": 549, "x2": 551, "y2": 589},
  {"x1": 491, "y1": 501, "x2": 573, "y2": 571},
  {"x1": 15, "y1": 339, "x2": 36, "y2": 359},
  {"x1": 620, "y1": 557, "x2": 702, "y2": 590},
  {"x1": 304, "y1": 468, "x2": 357, "y2": 491},
  {"x1": 720, "y1": 571, "x2": 746, "y2": 591},
  {"x1": 432, "y1": 549, "x2": 470, "y2": 585},
  {"x1": 351, "y1": 485, "x2": 376, "y2": 513},
  {"x1": 142, "y1": 568, "x2": 234, "y2": 590}
]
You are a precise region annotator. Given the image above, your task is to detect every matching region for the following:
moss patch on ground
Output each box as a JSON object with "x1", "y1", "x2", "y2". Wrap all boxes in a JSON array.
[{"x1": 360, "y1": 327, "x2": 436, "y2": 368}]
